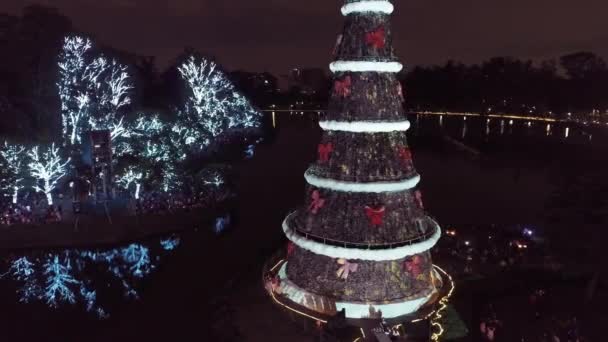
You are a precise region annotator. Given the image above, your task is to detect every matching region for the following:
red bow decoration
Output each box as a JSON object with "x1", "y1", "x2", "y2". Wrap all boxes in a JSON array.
[
  {"x1": 318, "y1": 143, "x2": 334, "y2": 162},
  {"x1": 287, "y1": 242, "x2": 296, "y2": 257},
  {"x1": 308, "y1": 190, "x2": 325, "y2": 214},
  {"x1": 334, "y1": 76, "x2": 352, "y2": 98},
  {"x1": 415, "y1": 190, "x2": 424, "y2": 210},
  {"x1": 365, "y1": 206, "x2": 386, "y2": 226},
  {"x1": 365, "y1": 27, "x2": 386, "y2": 49},
  {"x1": 403, "y1": 255, "x2": 423, "y2": 277},
  {"x1": 398, "y1": 146, "x2": 412, "y2": 162},
  {"x1": 336, "y1": 258, "x2": 359, "y2": 280}
]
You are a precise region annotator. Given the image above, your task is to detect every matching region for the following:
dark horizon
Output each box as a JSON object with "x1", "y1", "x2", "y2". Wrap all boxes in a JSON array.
[{"x1": 2, "y1": 0, "x2": 607, "y2": 75}]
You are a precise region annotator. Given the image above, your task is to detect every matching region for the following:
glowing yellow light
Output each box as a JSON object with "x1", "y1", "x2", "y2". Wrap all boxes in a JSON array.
[
  {"x1": 269, "y1": 290, "x2": 328, "y2": 324},
  {"x1": 430, "y1": 265, "x2": 455, "y2": 341},
  {"x1": 270, "y1": 259, "x2": 285, "y2": 273}
]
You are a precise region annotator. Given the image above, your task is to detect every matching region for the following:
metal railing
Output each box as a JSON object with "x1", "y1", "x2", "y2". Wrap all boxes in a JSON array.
[{"x1": 292, "y1": 219, "x2": 438, "y2": 250}]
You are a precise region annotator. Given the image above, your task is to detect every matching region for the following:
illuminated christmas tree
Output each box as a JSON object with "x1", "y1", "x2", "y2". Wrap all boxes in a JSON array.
[{"x1": 269, "y1": 0, "x2": 442, "y2": 325}]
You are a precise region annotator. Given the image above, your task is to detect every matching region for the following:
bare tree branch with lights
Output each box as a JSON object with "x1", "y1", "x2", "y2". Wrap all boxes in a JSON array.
[
  {"x1": 27, "y1": 143, "x2": 70, "y2": 205},
  {"x1": 58, "y1": 35, "x2": 134, "y2": 148},
  {"x1": 0, "y1": 141, "x2": 28, "y2": 204}
]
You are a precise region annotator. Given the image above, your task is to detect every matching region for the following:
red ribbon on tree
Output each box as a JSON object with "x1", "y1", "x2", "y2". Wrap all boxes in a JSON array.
[
  {"x1": 415, "y1": 190, "x2": 424, "y2": 210},
  {"x1": 318, "y1": 143, "x2": 334, "y2": 162},
  {"x1": 365, "y1": 27, "x2": 386, "y2": 49},
  {"x1": 334, "y1": 76, "x2": 352, "y2": 98},
  {"x1": 287, "y1": 241, "x2": 296, "y2": 257},
  {"x1": 308, "y1": 190, "x2": 325, "y2": 214},
  {"x1": 365, "y1": 206, "x2": 386, "y2": 226},
  {"x1": 398, "y1": 146, "x2": 412, "y2": 162},
  {"x1": 403, "y1": 255, "x2": 423, "y2": 277}
]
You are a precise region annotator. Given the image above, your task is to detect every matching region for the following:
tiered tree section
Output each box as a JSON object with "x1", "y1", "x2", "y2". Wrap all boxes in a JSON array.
[{"x1": 270, "y1": 0, "x2": 442, "y2": 320}]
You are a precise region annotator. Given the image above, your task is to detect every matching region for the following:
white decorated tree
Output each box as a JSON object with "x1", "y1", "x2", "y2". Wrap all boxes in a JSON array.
[
  {"x1": 115, "y1": 113, "x2": 172, "y2": 195},
  {"x1": 28, "y1": 143, "x2": 70, "y2": 205},
  {"x1": 0, "y1": 141, "x2": 27, "y2": 204},
  {"x1": 172, "y1": 55, "x2": 260, "y2": 153},
  {"x1": 58, "y1": 35, "x2": 133, "y2": 148},
  {"x1": 116, "y1": 165, "x2": 144, "y2": 199}
]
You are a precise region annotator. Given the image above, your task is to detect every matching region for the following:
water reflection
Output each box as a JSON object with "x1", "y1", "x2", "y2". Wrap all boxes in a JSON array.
[
  {"x1": 485, "y1": 119, "x2": 490, "y2": 136},
  {"x1": 565, "y1": 127, "x2": 570, "y2": 139}
]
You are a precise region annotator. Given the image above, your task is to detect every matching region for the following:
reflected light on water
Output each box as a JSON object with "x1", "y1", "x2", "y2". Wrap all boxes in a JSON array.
[
  {"x1": 546, "y1": 124, "x2": 551, "y2": 136},
  {"x1": 439, "y1": 115, "x2": 443, "y2": 126},
  {"x1": 500, "y1": 120, "x2": 505, "y2": 135},
  {"x1": 565, "y1": 127, "x2": 570, "y2": 139},
  {"x1": 271, "y1": 111, "x2": 276, "y2": 128},
  {"x1": 461, "y1": 122, "x2": 467, "y2": 139},
  {"x1": 485, "y1": 118, "x2": 490, "y2": 135}
]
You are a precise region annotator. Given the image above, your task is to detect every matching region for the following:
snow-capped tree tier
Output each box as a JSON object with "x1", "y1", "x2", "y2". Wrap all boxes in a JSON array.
[
  {"x1": 311, "y1": 131, "x2": 417, "y2": 182},
  {"x1": 286, "y1": 247, "x2": 435, "y2": 303},
  {"x1": 291, "y1": 189, "x2": 430, "y2": 244},
  {"x1": 330, "y1": 61, "x2": 403, "y2": 73},
  {"x1": 326, "y1": 72, "x2": 404, "y2": 121},
  {"x1": 319, "y1": 120, "x2": 410, "y2": 133},
  {"x1": 334, "y1": 12, "x2": 395, "y2": 60},
  {"x1": 341, "y1": 1, "x2": 394, "y2": 16},
  {"x1": 276, "y1": 263, "x2": 438, "y2": 319},
  {"x1": 284, "y1": 214, "x2": 441, "y2": 259}
]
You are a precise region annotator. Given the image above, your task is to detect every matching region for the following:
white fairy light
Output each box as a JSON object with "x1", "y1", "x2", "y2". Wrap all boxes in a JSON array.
[
  {"x1": 27, "y1": 144, "x2": 70, "y2": 205},
  {"x1": 1, "y1": 141, "x2": 26, "y2": 204}
]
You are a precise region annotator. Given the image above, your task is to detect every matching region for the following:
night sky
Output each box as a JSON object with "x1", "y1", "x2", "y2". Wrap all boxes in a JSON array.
[{"x1": 3, "y1": 0, "x2": 607, "y2": 75}]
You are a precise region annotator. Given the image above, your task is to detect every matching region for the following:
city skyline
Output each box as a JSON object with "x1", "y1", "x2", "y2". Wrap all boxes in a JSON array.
[{"x1": 2, "y1": 0, "x2": 607, "y2": 74}]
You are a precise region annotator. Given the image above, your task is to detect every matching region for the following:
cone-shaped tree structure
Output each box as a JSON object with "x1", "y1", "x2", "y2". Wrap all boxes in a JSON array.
[{"x1": 273, "y1": 0, "x2": 442, "y2": 321}]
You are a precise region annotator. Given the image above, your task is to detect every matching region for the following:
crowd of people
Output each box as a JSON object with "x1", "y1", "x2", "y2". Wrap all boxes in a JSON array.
[
  {"x1": 0, "y1": 193, "x2": 62, "y2": 226},
  {"x1": 1, "y1": 185, "x2": 232, "y2": 227},
  {"x1": 433, "y1": 225, "x2": 591, "y2": 341},
  {"x1": 134, "y1": 188, "x2": 231, "y2": 215},
  {"x1": 433, "y1": 225, "x2": 559, "y2": 277}
]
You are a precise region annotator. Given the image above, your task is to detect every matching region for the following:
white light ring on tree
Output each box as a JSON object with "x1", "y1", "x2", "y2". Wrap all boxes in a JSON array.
[
  {"x1": 341, "y1": 1, "x2": 395, "y2": 15},
  {"x1": 319, "y1": 120, "x2": 410, "y2": 133},
  {"x1": 330, "y1": 61, "x2": 403, "y2": 73},
  {"x1": 304, "y1": 169, "x2": 420, "y2": 193},
  {"x1": 282, "y1": 215, "x2": 441, "y2": 261},
  {"x1": 276, "y1": 263, "x2": 437, "y2": 319}
]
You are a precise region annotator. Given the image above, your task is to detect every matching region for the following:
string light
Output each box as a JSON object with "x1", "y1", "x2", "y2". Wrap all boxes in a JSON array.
[
  {"x1": 269, "y1": 289, "x2": 328, "y2": 324},
  {"x1": 430, "y1": 265, "x2": 455, "y2": 341}
]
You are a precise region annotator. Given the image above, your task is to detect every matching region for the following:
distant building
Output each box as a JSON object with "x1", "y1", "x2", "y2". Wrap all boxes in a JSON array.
[
  {"x1": 287, "y1": 68, "x2": 328, "y2": 96},
  {"x1": 229, "y1": 71, "x2": 278, "y2": 107}
]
